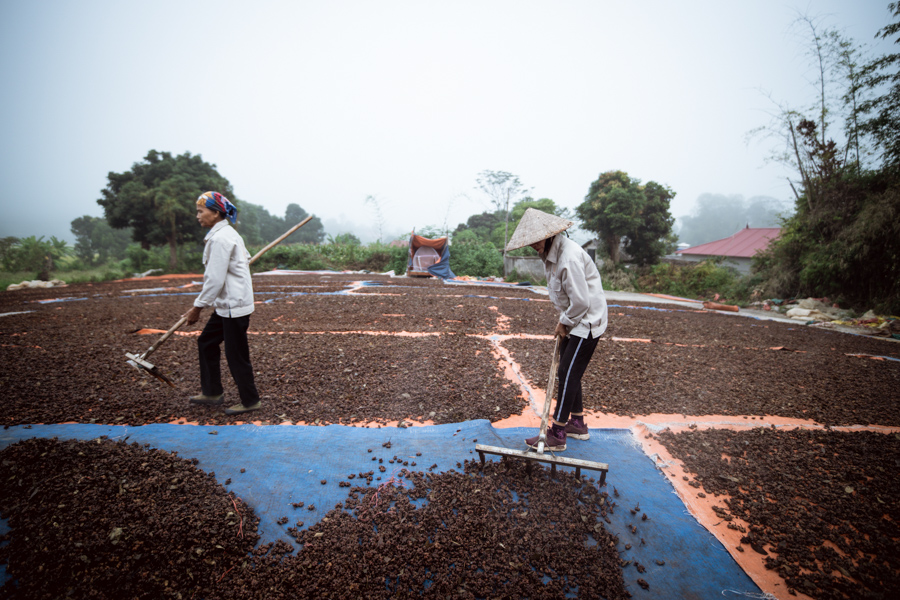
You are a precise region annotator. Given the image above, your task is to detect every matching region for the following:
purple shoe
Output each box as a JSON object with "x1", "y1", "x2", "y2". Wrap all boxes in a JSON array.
[
  {"x1": 565, "y1": 416, "x2": 590, "y2": 440},
  {"x1": 525, "y1": 424, "x2": 567, "y2": 452}
]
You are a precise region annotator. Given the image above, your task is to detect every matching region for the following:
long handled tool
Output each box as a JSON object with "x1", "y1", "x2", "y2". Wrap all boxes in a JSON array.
[
  {"x1": 475, "y1": 334, "x2": 609, "y2": 484},
  {"x1": 534, "y1": 334, "x2": 562, "y2": 454},
  {"x1": 125, "y1": 216, "x2": 313, "y2": 387}
]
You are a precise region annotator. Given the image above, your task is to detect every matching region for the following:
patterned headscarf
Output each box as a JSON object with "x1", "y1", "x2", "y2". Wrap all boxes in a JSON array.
[{"x1": 196, "y1": 191, "x2": 237, "y2": 224}]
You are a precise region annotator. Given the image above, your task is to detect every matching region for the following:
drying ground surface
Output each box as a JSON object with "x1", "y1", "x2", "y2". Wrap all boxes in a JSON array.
[
  {"x1": 1, "y1": 273, "x2": 896, "y2": 427},
  {"x1": 2, "y1": 272, "x2": 899, "y2": 600},
  {"x1": 655, "y1": 428, "x2": 900, "y2": 600},
  {"x1": 0, "y1": 437, "x2": 628, "y2": 600},
  {"x1": 0, "y1": 275, "x2": 525, "y2": 426},
  {"x1": 504, "y1": 304, "x2": 900, "y2": 426}
]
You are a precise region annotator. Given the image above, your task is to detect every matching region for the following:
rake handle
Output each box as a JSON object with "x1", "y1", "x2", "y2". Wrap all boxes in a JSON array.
[
  {"x1": 536, "y1": 334, "x2": 562, "y2": 454},
  {"x1": 140, "y1": 217, "x2": 313, "y2": 360},
  {"x1": 143, "y1": 315, "x2": 189, "y2": 361},
  {"x1": 249, "y1": 216, "x2": 312, "y2": 265}
]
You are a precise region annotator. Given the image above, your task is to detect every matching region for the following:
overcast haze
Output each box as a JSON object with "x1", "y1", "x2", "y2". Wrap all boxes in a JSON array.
[{"x1": 0, "y1": 0, "x2": 894, "y2": 245}]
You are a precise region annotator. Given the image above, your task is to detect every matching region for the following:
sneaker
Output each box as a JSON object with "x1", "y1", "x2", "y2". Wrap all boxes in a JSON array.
[
  {"x1": 565, "y1": 416, "x2": 590, "y2": 440},
  {"x1": 190, "y1": 393, "x2": 224, "y2": 406},
  {"x1": 525, "y1": 424, "x2": 566, "y2": 452},
  {"x1": 224, "y1": 401, "x2": 261, "y2": 415}
]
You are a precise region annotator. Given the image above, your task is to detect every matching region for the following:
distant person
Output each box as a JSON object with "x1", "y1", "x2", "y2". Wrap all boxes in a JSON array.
[
  {"x1": 184, "y1": 192, "x2": 261, "y2": 416},
  {"x1": 505, "y1": 208, "x2": 608, "y2": 451}
]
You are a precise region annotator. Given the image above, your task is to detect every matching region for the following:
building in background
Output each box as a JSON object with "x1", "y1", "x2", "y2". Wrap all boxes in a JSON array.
[{"x1": 675, "y1": 226, "x2": 781, "y2": 274}]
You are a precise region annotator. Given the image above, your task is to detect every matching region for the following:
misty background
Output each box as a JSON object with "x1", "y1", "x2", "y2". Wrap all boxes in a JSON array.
[{"x1": 0, "y1": 1, "x2": 893, "y2": 247}]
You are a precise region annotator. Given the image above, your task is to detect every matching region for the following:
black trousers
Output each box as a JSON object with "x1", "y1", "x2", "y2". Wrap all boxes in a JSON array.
[
  {"x1": 553, "y1": 331, "x2": 600, "y2": 424},
  {"x1": 198, "y1": 313, "x2": 259, "y2": 406}
]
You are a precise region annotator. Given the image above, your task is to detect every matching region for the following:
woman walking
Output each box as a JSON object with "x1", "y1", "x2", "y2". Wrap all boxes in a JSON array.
[{"x1": 184, "y1": 192, "x2": 262, "y2": 416}]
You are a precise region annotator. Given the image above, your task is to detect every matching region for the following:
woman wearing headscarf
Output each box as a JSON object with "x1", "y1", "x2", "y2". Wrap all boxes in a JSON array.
[
  {"x1": 183, "y1": 191, "x2": 261, "y2": 416},
  {"x1": 505, "y1": 208, "x2": 608, "y2": 451}
]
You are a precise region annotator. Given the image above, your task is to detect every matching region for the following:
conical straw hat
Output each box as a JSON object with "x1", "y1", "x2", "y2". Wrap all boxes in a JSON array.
[{"x1": 505, "y1": 208, "x2": 574, "y2": 251}]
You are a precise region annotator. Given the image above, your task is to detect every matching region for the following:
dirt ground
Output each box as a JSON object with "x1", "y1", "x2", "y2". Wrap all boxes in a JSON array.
[{"x1": 1, "y1": 272, "x2": 898, "y2": 599}]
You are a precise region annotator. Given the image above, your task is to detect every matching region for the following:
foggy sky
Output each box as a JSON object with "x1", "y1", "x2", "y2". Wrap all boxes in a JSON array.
[{"x1": 0, "y1": 0, "x2": 894, "y2": 245}]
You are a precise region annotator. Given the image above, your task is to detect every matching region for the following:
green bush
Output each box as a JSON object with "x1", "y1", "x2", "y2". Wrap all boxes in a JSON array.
[
  {"x1": 247, "y1": 242, "x2": 408, "y2": 273},
  {"x1": 102, "y1": 269, "x2": 126, "y2": 281},
  {"x1": 124, "y1": 244, "x2": 153, "y2": 272},
  {"x1": 635, "y1": 259, "x2": 754, "y2": 305},
  {"x1": 61, "y1": 257, "x2": 86, "y2": 272},
  {"x1": 599, "y1": 265, "x2": 636, "y2": 292},
  {"x1": 122, "y1": 243, "x2": 203, "y2": 274},
  {"x1": 449, "y1": 230, "x2": 503, "y2": 277},
  {"x1": 372, "y1": 243, "x2": 409, "y2": 275}
]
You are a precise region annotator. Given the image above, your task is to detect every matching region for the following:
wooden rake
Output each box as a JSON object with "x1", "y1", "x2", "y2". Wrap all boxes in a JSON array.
[{"x1": 475, "y1": 334, "x2": 609, "y2": 484}]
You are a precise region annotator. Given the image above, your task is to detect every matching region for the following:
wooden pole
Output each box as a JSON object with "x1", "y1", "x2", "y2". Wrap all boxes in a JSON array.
[
  {"x1": 535, "y1": 335, "x2": 561, "y2": 455},
  {"x1": 249, "y1": 216, "x2": 312, "y2": 265}
]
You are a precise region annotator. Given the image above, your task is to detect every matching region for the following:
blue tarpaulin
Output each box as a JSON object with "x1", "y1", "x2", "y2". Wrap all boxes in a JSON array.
[{"x1": 0, "y1": 422, "x2": 761, "y2": 598}]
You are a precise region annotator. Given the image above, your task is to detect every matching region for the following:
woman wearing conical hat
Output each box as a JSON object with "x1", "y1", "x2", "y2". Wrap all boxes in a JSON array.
[{"x1": 506, "y1": 208, "x2": 608, "y2": 451}]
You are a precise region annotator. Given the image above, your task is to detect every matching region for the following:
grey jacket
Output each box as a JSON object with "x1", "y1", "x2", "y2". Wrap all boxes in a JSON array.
[
  {"x1": 194, "y1": 220, "x2": 255, "y2": 318},
  {"x1": 542, "y1": 235, "x2": 608, "y2": 338}
]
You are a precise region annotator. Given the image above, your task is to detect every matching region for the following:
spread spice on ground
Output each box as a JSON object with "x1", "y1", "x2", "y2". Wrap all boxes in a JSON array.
[
  {"x1": 0, "y1": 437, "x2": 260, "y2": 600},
  {"x1": 0, "y1": 438, "x2": 630, "y2": 600},
  {"x1": 655, "y1": 427, "x2": 900, "y2": 600}
]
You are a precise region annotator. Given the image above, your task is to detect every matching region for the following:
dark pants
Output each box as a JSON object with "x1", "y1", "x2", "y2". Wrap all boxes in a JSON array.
[
  {"x1": 553, "y1": 332, "x2": 600, "y2": 423},
  {"x1": 198, "y1": 313, "x2": 259, "y2": 407}
]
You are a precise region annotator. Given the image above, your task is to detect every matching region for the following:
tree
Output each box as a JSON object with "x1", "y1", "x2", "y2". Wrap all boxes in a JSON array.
[
  {"x1": 364, "y1": 195, "x2": 387, "y2": 243},
  {"x1": 453, "y1": 211, "x2": 504, "y2": 243},
  {"x1": 70, "y1": 216, "x2": 132, "y2": 266},
  {"x1": 474, "y1": 171, "x2": 532, "y2": 272},
  {"x1": 413, "y1": 226, "x2": 445, "y2": 239},
  {"x1": 577, "y1": 171, "x2": 676, "y2": 266},
  {"x1": 235, "y1": 201, "x2": 325, "y2": 246},
  {"x1": 858, "y1": 2, "x2": 900, "y2": 169},
  {"x1": 576, "y1": 171, "x2": 645, "y2": 265},
  {"x1": 749, "y1": 15, "x2": 876, "y2": 203},
  {"x1": 743, "y1": 5, "x2": 900, "y2": 313},
  {"x1": 439, "y1": 193, "x2": 467, "y2": 238},
  {"x1": 836, "y1": 30, "x2": 869, "y2": 173},
  {"x1": 284, "y1": 203, "x2": 325, "y2": 244},
  {"x1": 238, "y1": 201, "x2": 286, "y2": 246},
  {"x1": 97, "y1": 150, "x2": 234, "y2": 269},
  {"x1": 284, "y1": 203, "x2": 307, "y2": 226},
  {"x1": 328, "y1": 232, "x2": 361, "y2": 246},
  {"x1": 625, "y1": 182, "x2": 676, "y2": 266}
]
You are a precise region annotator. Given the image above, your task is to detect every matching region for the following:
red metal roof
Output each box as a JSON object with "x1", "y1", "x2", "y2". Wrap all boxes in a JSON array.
[{"x1": 676, "y1": 227, "x2": 781, "y2": 258}]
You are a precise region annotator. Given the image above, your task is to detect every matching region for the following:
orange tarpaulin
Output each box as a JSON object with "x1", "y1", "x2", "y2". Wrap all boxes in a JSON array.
[{"x1": 410, "y1": 234, "x2": 447, "y2": 250}]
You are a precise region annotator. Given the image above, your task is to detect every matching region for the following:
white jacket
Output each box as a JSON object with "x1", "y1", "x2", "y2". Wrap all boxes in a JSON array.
[
  {"x1": 194, "y1": 220, "x2": 255, "y2": 318},
  {"x1": 542, "y1": 235, "x2": 608, "y2": 338}
]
